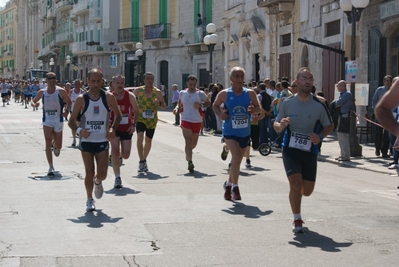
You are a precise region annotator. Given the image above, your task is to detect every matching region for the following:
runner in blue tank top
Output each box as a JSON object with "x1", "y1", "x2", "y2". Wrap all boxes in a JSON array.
[{"x1": 213, "y1": 67, "x2": 261, "y2": 201}]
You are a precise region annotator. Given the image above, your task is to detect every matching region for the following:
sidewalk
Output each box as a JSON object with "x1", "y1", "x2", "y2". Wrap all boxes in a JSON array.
[{"x1": 157, "y1": 109, "x2": 397, "y2": 175}]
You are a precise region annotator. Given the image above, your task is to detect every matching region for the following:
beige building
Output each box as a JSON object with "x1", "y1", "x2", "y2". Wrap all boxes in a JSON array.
[{"x1": 0, "y1": 1, "x2": 17, "y2": 78}]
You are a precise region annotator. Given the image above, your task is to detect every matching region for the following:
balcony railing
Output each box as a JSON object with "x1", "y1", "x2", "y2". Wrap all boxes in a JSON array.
[
  {"x1": 57, "y1": 0, "x2": 74, "y2": 12},
  {"x1": 144, "y1": 23, "x2": 171, "y2": 40},
  {"x1": 257, "y1": 0, "x2": 295, "y2": 8},
  {"x1": 89, "y1": 6, "x2": 101, "y2": 22},
  {"x1": 47, "y1": 7, "x2": 56, "y2": 19},
  {"x1": 72, "y1": 0, "x2": 90, "y2": 15},
  {"x1": 179, "y1": 27, "x2": 204, "y2": 45},
  {"x1": 56, "y1": 32, "x2": 74, "y2": 44},
  {"x1": 118, "y1": 27, "x2": 142, "y2": 43},
  {"x1": 72, "y1": 42, "x2": 89, "y2": 53}
]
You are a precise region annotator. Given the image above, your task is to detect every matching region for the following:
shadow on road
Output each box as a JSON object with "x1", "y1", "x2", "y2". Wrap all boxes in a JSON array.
[
  {"x1": 183, "y1": 171, "x2": 217, "y2": 179},
  {"x1": 289, "y1": 230, "x2": 353, "y2": 252},
  {"x1": 105, "y1": 186, "x2": 141, "y2": 196},
  {"x1": 222, "y1": 202, "x2": 273, "y2": 219},
  {"x1": 67, "y1": 209, "x2": 123, "y2": 228},
  {"x1": 133, "y1": 172, "x2": 169, "y2": 180}
]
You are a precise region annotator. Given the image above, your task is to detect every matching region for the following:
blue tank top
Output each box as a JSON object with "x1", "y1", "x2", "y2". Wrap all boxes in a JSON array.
[{"x1": 222, "y1": 87, "x2": 251, "y2": 137}]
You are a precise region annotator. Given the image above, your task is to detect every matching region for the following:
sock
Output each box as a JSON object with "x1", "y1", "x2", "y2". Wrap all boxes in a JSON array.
[
  {"x1": 294, "y1": 213, "x2": 301, "y2": 220},
  {"x1": 115, "y1": 174, "x2": 120, "y2": 178},
  {"x1": 232, "y1": 184, "x2": 238, "y2": 188},
  {"x1": 225, "y1": 181, "x2": 232, "y2": 187},
  {"x1": 94, "y1": 177, "x2": 101, "y2": 184}
]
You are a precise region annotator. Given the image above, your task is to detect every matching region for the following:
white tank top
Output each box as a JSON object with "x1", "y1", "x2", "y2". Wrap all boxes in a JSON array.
[
  {"x1": 70, "y1": 89, "x2": 82, "y2": 111},
  {"x1": 80, "y1": 92, "x2": 109, "y2": 143},
  {"x1": 42, "y1": 87, "x2": 63, "y2": 123}
]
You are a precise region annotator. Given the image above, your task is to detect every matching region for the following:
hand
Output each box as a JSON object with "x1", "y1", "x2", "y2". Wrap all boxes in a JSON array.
[
  {"x1": 153, "y1": 98, "x2": 160, "y2": 106},
  {"x1": 280, "y1": 117, "x2": 290, "y2": 129},
  {"x1": 128, "y1": 124, "x2": 136, "y2": 134},
  {"x1": 107, "y1": 128, "x2": 116, "y2": 141},
  {"x1": 80, "y1": 128, "x2": 91, "y2": 138},
  {"x1": 194, "y1": 102, "x2": 202, "y2": 109},
  {"x1": 247, "y1": 101, "x2": 254, "y2": 113},
  {"x1": 309, "y1": 132, "x2": 321, "y2": 145}
]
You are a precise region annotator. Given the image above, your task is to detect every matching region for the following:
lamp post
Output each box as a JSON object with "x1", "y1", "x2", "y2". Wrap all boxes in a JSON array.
[
  {"x1": 203, "y1": 23, "x2": 218, "y2": 84},
  {"x1": 135, "y1": 42, "x2": 143, "y2": 87},
  {"x1": 39, "y1": 60, "x2": 43, "y2": 70},
  {"x1": 340, "y1": 0, "x2": 369, "y2": 157},
  {"x1": 65, "y1": 55, "x2": 71, "y2": 82},
  {"x1": 49, "y1": 58, "x2": 54, "y2": 72}
]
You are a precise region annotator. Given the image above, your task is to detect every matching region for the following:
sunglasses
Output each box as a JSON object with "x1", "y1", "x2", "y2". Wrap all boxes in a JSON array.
[{"x1": 47, "y1": 77, "x2": 56, "y2": 80}]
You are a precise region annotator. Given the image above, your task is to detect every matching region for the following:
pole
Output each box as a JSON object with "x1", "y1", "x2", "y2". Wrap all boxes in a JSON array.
[
  {"x1": 209, "y1": 44, "x2": 214, "y2": 84},
  {"x1": 349, "y1": 6, "x2": 362, "y2": 157}
]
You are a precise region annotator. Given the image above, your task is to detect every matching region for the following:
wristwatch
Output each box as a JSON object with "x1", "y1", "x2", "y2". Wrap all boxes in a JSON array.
[{"x1": 112, "y1": 125, "x2": 117, "y2": 130}]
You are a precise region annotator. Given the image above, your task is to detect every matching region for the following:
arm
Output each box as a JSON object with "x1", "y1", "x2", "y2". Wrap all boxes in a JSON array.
[
  {"x1": 376, "y1": 79, "x2": 399, "y2": 136},
  {"x1": 106, "y1": 93, "x2": 122, "y2": 140},
  {"x1": 154, "y1": 90, "x2": 166, "y2": 110},
  {"x1": 68, "y1": 96, "x2": 91, "y2": 138},
  {"x1": 128, "y1": 92, "x2": 139, "y2": 134},
  {"x1": 59, "y1": 89, "x2": 72, "y2": 115},
  {"x1": 212, "y1": 90, "x2": 228, "y2": 120},
  {"x1": 248, "y1": 90, "x2": 261, "y2": 115},
  {"x1": 31, "y1": 90, "x2": 44, "y2": 107}
]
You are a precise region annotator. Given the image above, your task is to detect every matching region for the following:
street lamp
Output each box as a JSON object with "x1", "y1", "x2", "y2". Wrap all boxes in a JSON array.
[
  {"x1": 39, "y1": 60, "x2": 43, "y2": 70},
  {"x1": 340, "y1": 0, "x2": 369, "y2": 157},
  {"x1": 66, "y1": 55, "x2": 71, "y2": 82},
  {"x1": 30, "y1": 62, "x2": 34, "y2": 69},
  {"x1": 203, "y1": 23, "x2": 218, "y2": 84},
  {"x1": 135, "y1": 42, "x2": 143, "y2": 86},
  {"x1": 49, "y1": 58, "x2": 54, "y2": 72}
]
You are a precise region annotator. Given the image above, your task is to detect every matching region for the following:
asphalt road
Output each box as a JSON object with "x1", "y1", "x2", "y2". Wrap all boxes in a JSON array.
[{"x1": 0, "y1": 102, "x2": 398, "y2": 267}]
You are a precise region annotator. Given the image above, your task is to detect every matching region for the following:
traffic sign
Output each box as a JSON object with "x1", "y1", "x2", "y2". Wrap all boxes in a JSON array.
[{"x1": 110, "y1": 55, "x2": 117, "y2": 68}]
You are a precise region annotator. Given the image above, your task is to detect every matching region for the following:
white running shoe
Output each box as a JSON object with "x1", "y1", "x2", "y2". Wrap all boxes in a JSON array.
[
  {"x1": 93, "y1": 177, "x2": 104, "y2": 199},
  {"x1": 86, "y1": 198, "x2": 96, "y2": 212},
  {"x1": 47, "y1": 166, "x2": 55, "y2": 176},
  {"x1": 114, "y1": 177, "x2": 122, "y2": 188},
  {"x1": 293, "y1": 219, "x2": 304, "y2": 233},
  {"x1": 138, "y1": 161, "x2": 145, "y2": 172},
  {"x1": 143, "y1": 161, "x2": 148, "y2": 172},
  {"x1": 388, "y1": 164, "x2": 398, "y2": 169}
]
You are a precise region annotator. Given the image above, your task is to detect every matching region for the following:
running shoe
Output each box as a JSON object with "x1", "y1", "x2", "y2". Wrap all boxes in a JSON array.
[
  {"x1": 227, "y1": 162, "x2": 232, "y2": 172},
  {"x1": 388, "y1": 164, "x2": 398, "y2": 169},
  {"x1": 188, "y1": 161, "x2": 195, "y2": 173},
  {"x1": 108, "y1": 154, "x2": 112, "y2": 163},
  {"x1": 47, "y1": 166, "x2": 55, "y2": 176},
  {"x1": 138, "y1": 161, "x2": 145, "y2": 173},
  {"x1": 143, "y1": 160, "x2": 148, "y2": 172},
  {"x1": 114, "y1": 177, "x2": 123, "y2": 188},
  {"x1": 93, "y1": 177, "x2": 104, "y2": 199},
  {"x1": 71, "y1": 139, "x2": 76, "y2": 147},
  {"x1": 52, "y1": 141, "x2": 60, "y2": 157},
  {"x1": 245, "y1": 159, "x2": 251, "y2": 168},
  {"x1": 232, "y1": 186, "x2": 241, "y2": 200},
  {"x1": 221, "y1": 145, "x2": 228, "y2": 161},
  {"x1": 86, "y1": 198, "x2": 96, "y2": 212},
  {"x1": 223, "y1": 181, "x2": 232, "y2": 201},
  {"x1": 293, "y1": 219, "x2": 304, "y2": 233}
]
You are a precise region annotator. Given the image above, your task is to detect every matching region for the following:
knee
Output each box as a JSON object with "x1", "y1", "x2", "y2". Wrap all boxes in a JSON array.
[{"x1": 302, "y1": 189, "x2": 313, "y2": 197}]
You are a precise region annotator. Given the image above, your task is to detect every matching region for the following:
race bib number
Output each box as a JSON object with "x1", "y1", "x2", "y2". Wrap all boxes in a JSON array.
[
  {"x1": 232, "y1": 116, "x2": 248, "y2": 129},
  {"x1": 87, "y1": 121, "x2": 104, "y2": 133},
  {"x1": 288, "y1": 132, "x2": 311, "y2": 151},
  {"x1": 46, "y1": 110, "x2": 57, "y2": 116},
  {"x1": 120, "y1": 114, "x2": 129, "y2": 124},
  {"x1": 142, "y1": 110, "x2": 154, "y2": 119}
]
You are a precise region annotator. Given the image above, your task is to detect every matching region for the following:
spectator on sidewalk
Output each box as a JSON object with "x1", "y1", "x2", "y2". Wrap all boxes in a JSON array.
[
  {"x1": 334, "y1": 80, "x2": 353, "y2": 161},
  {"x1": 372, "y1": 75, "x2": 392, "y2": 158}
]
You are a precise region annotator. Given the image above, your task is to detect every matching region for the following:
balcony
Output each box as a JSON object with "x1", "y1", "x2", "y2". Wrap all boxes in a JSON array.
[
  {"x1": 57, "y1": 0, "x2": 74, "y2": 12},
  {"x1": 47, "y1": 7, "x2": 56, "y2": 19},
  {"x1": 144, "y1": 23, "x2": 171, "y2": 40},
  {"x1": 89, "y1": 6, "x2": 101, "y2": 22},
  {"x1": 257, "y1": 0, "x2": 295, "y2": 8},
  {"x1": 72, "y1": 0, "x2": 90, "y2": 16},
  {"x1": 72, "y1": 42, "x2": 89, "y2": 54},
  {"x1": 56, "y1": 32, "x2": 74, "y2": 44},
  {"x1": 118, "y1": 27, "x2": 142, "y2": 43}
]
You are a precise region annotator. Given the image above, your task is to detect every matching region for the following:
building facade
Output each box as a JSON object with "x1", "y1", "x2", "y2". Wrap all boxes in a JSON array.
[{"x1": 0, "y1": 1, "x2": 17, "y2": 78}]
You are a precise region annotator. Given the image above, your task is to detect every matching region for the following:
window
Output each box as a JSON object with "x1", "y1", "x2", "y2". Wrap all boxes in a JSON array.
[
  {"x1": 326, "y1": 20, "x2": 340, "y2": 37},
  {"x1": 280, "y1": 34, "x2": 291, "y2": 47}
]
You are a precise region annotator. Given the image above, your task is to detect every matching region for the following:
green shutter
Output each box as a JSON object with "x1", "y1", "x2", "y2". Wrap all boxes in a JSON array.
[
  {"x1": 206, "y1": 0, "x2": 212, "y2": 24},
  {"x1": 194, "y1": 0, "x2": 200, "y2": 42},
  {"x1": 158, "y1": 0, "x2": 167, "y2": 23},
  {"x1": 131, "y1": 0, "x2": 139, "y2": 28}
]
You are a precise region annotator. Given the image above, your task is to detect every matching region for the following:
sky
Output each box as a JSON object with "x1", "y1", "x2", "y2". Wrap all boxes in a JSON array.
[{"x1": 0, "y1": 0, "x2": 7, "y2": 9}]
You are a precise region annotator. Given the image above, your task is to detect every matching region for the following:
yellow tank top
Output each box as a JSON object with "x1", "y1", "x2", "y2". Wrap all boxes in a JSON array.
[{"x1": 137, "y1": 87, "x2": 158, "y2": 129}]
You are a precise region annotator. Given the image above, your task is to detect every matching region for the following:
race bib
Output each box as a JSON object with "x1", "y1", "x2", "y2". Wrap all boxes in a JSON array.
[
  {"x1": 231, "y1": 116, "x2": 248, "y2": 129},
  {"x1": 120, "y1": 114, "x2": 129, "y2": 124},
  {"x1": 46, "y1": 110, "x2": 57, "y2": 116},
  {"x1": 87, "y1": 121, "x2": 104, "y2": 133},
  {"x1": 288, "y1": 131, "x2": 311, "y2": 151},
  {"x1": 142, "y1": 110, "x2": 154, "y2": 119}
]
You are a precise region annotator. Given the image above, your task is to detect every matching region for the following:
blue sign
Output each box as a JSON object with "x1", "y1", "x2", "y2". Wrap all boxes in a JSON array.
[
  {"x1": 345, "y1": 60, "x2": 357, "y2": 83},
  {"x1": 110, "y1": 55, "x2": 117, "y2": 68}
]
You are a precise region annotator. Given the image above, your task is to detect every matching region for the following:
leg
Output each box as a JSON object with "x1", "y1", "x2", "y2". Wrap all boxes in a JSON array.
[
  {"x1": 110, "y1": 137, "x2": 121, "y2": 176},
  {"x1": 94, "y1": 150, "x2": 109, "y2": 182},
  {"x1": 120, "y1": 139, "x2": 132, "y2": 159},
  {"x1": 52, "y1": 130, "x2": 63, "y2": 151},
  {"x1": 42, "y1": 125, "x2": 54, "y2": 167},
  {"x1": 143, "y1": 136, "x2": 153, "y2": 160},
  {"x1": 136, "y1": 131, "x2": 145, "y2": 160},
  {"x1": 81, "y1": 151, "x2": 95, "y2": 199},
  {"x1": 225, "y1": 139, "x2": 246, "y2": 184}
]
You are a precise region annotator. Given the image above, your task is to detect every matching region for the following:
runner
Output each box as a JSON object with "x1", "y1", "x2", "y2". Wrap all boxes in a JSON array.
[
  {"x1": 109, "y1": 74, "x2": 138, "y2": 188},
  {"x1": 173, "y1": 75, "x2": 210, "y2": 173},
  {"x1": 69, "y1": 79, "x2": 84, "y2": 147},
  {"x1": 31, "y1": 72, "x2": 72, "y2": 176},
  {"x1": 68, "y1": 68, "x2": 122, "y2": 212},
  {"x1": 213, "y1": 66, "x2": 261, "y2": 200},
  {"x1": 273, "y1": 67, "x2": 334, "y2": 233},
  {"x1": 133, "y1": 72, "x2": 166, "y2": 173}
]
